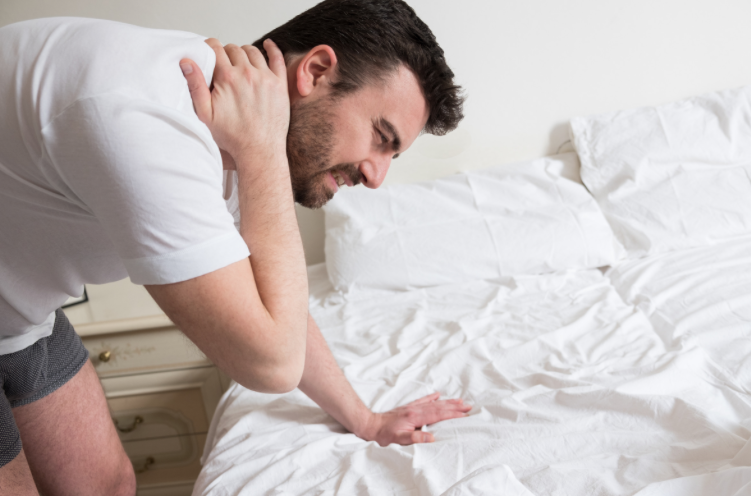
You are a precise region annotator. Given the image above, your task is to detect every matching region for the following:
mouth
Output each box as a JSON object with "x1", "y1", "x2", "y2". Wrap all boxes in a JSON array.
[
  {"x1": 327, "y1": 171, "x2": 340, "y2": 192},
  {"x1": 328, "y1": 170, "x2": 356, "y2": 193},
  {"x1": 331, "y1": 170, "x2": 354, "y2": 187}
]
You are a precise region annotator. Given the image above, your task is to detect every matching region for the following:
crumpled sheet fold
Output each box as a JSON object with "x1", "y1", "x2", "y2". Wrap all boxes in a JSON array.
[{"x1": 194, "y1": 257, "x2": 751, "y2": 495}]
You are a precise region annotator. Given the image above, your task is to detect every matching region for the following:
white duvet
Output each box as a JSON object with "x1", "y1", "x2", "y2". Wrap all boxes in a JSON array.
[{"x1": 194, "y1": 252, "x2": 751, "y2": 495}]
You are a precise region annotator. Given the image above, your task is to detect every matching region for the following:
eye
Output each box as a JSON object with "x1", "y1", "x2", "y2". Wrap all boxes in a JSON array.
[{"x1": 378, "y1": 129, "x2": 388, "y2": 144}]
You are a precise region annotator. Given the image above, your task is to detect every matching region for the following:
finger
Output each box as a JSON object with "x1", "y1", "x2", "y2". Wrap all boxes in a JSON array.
[
  {"x1": 411, "y1": 403, "x2": 471, "y2": 426},
  {"x1": 430, "y1": 398, "x2": 471, "y2": 412},
  {"x1": 180, "y1": 59, "x2": 212, "y2": 123},
  {"x1": 408, "y1": 392, "x2": 441, "y2": 406},
  {"x1": 413, "y1": 430, "x2": 435, "y2": 444},
  {"x1": 436, "y1": 401, "x2": 473, "y2": 415},
  {"x1": 224, "y1": 44, "x2": 250, "y2": 67},
  {"x1": 443, "y1": 399, "x2": 472, "y2": 411},
  {"x1": 241, "y1": 45, "x2": 268, "y2": 70},
  {"x1": 263, "y1": 39, "x2": 288, "y2": 82},
  {"x1": 205, "y1": 38, "x2": 231, "y2": 68},
  {"x1": 394, "y1": 430, "x2": 434, "y2": 446}
]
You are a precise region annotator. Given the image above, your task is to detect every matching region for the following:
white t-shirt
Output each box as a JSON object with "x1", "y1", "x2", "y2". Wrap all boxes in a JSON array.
[{"x1": 0, "y1": 17, "x2": 249, "y2": 354}]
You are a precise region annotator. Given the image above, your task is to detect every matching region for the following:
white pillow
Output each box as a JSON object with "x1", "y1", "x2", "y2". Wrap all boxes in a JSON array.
[
  {"x1": 323, "y1": 153, "x2": 624, "y2": 291},
  {"x1": 571, "y1": 85, "x2": 751, "y2": 258}
]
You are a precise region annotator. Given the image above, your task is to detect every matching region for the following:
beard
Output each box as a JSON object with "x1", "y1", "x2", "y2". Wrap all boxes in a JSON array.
[{"x1": 286, "y1": 97, "x2": 362, "y2": 209}]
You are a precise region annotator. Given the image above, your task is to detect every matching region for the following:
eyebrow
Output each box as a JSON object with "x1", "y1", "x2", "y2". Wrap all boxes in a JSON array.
[{"x1": 374, "y1": 117, "x2": 402, "y2": 158}]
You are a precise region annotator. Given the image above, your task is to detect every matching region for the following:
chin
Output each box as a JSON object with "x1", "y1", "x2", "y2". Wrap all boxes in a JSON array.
[{"x1": 293, "y1": 184, "x2": 335, "y2": 210}]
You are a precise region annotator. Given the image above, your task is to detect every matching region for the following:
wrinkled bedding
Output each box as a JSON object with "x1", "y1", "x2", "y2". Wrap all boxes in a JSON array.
[
  {"x1": 606, "y1": 237, "x2": 751, "y2": 496},
  {"x1": 194, "y1": 256, "x2": 751, "y2": 496}
]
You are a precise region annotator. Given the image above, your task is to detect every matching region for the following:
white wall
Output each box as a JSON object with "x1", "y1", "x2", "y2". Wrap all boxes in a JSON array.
[{"x1": 4, "y1": 0, "x2": 751, "y2": 264}]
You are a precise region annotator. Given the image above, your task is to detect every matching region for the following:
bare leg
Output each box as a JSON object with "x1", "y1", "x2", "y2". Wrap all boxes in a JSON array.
[
  {"x1": 0, "y1": 449, "x2": 39, "y2": 495},
  {"x1": 12, "y1": 360, "x2": 136, "y2": 496}
]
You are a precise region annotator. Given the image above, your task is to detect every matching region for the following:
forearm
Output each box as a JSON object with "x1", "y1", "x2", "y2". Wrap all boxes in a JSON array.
[
  {"x1": 156, "y1": 40, "x2": 308, "y2": 393},
  {"x1": 298, "y1": 314, "x2": 374, "y2": 438}
]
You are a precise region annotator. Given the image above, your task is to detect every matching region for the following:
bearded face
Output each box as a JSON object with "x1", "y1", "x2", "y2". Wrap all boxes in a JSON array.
[{"x1": 286, "y1": 97, "x2": 363, "y2": 209}]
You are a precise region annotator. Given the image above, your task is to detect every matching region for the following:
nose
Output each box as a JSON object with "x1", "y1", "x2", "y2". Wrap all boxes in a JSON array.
[{"x1": 358, "y1": 154, "x2": 391, "y2": 189}]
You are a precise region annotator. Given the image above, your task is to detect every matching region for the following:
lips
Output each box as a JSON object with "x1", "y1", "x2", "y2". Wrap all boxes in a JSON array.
[
  {"x1": 326, "y1": 167, "x2": 360, "y2": 194},
  {"x1": 332, "y1": 170, "x2": 356, "y2": 187},
  {"x1": 332, "y1": 170, "x2": 346, "y2": 187},
  {"x1": 327, "y1": 171, "x2": 339, "y2": 192}
]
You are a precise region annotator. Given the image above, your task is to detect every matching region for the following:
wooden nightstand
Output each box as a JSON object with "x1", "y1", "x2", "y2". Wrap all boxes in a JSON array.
[{"x1": 64, "y1": 278, "x2": 229, "y2": 496}]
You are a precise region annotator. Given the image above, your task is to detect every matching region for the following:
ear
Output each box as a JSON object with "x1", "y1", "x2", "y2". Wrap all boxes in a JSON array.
[{"x1": 296, "y1": 45, "x2": 338, "y2": 97}]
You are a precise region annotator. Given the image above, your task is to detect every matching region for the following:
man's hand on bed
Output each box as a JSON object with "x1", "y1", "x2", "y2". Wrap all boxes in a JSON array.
[
  {"x1": 362, "y1": 393, "x2": 472, "y2": 446},
  {"x1": 298, "y1": 316, "x2": 471, "y2": 446}
]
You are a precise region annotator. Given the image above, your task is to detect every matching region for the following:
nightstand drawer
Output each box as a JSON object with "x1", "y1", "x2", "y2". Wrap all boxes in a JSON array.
[
  {"x1": 82, "y1": 327, "x2": 210, "y2": 377},
  {"x1": 123, "y1": 433, "x2": 206, "y2": 490},
  {"x1": 99, "y1": 365, "x2": 225, "y2": 495},
  {"x1": 109, "y1": 388, "x2": 210, "y2": 442},
  {"x1": 101, "y1": 367, "x2": 224, "y2": 424}
]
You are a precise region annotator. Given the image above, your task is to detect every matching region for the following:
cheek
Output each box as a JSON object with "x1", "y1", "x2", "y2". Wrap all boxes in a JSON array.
[
  {"x1": 329, "y1": 105, "x2": 375, "y2": 162},
  {"x1": 332, "y1": 127, "x2": 372, "y2": 163}
]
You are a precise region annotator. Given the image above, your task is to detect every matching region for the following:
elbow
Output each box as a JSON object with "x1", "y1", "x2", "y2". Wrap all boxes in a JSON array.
[
  {"x1": 236, "y1": 359, "x2": 303, "y2": 394},
  {"x1": 264, "y1": 359, "x2": 304, "y2": 394},
  {"x1": 239, "y1": 333, "x2": 306, "y2": 394},
  {"x1": 267, "y1": 379, "x2": 299, "y2": 395},
  {"x1": 266, "y1": 321, "x2": 307, "y2": 393}
]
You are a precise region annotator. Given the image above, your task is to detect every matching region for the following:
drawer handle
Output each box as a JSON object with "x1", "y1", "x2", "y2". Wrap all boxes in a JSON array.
[
  {"x1": 135, "y1": 456, "x2": 155, "y2": 474},
  {"x1": 114, "y1": 415, "x2": 143, "y2": 433},
  {"x1": 98, "y1": 350, "x2": 112, "y2": 363}
]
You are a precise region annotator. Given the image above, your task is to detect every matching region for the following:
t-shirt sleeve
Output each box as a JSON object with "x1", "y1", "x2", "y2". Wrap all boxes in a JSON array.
[{"x1": 41, "y1": 92, "x2": 250, "y2": 285}]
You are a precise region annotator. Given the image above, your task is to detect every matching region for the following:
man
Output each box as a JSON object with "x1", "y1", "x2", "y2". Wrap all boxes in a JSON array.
[{"x1": 0, "y1": 0, "x2": 467, "y2": 494}]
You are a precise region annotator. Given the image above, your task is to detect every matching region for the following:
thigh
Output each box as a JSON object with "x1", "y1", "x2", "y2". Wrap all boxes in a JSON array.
[
  {"x1": 0, "y1": 449, "x2": 38, "y2": 495},
  {"x1": 13, "y1": 360, "x2": 136, "y2": 496},
  {"x1": 0, "y1": 384, "x2": 36, "y2": 494}
]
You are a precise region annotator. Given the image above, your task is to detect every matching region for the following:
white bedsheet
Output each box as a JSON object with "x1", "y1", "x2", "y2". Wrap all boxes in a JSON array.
[
  {"x1": 607, "y1": 237, "x2": 751, "y2": 495},
  {"x1": 194, "y1": 263, "x2": 751, "y2": 495}
]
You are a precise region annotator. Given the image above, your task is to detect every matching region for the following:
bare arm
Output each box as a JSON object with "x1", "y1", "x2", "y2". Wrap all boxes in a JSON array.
[
  {"x1": 300, "y1": 314, "x2": 472, "y2": 446},
  {"x1": 298, "y1": 314, "x2": 371, "y2": 436},
  {"x1": 146, "y1": 40, "x2": 308, "y2": 394},
  {"x1": 165, "y1": 41, "x2": 468, "y2": 440}
]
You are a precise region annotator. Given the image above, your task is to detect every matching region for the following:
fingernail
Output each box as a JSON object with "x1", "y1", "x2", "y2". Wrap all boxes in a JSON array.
[{"x1": 180, "y1": 63, "x2": 193, "y2": 76}]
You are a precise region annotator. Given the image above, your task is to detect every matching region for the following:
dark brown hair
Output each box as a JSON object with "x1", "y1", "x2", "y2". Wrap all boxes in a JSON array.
[{"x1": 253, "y1": 0, "x2": 464, "y2": 136}]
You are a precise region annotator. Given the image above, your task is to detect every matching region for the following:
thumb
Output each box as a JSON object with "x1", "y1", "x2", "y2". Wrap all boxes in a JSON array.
[
  {"x1": 412, "y1": 430, "x2": 435, "y2": 444},
  {"x1": 394, "y1": 430, "x2": 434, "y2": 445},
  {"x1": 180, "y1": 58, "x2": 211, "y2": 123}
]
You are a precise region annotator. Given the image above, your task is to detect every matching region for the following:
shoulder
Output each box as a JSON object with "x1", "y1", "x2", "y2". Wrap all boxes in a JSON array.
[
  {"x1": 42, "y1": 91, "x2": 220, "y2": 172},
  {"x1": 13, "y1": 18, "x2": 214, "y2": 124}
]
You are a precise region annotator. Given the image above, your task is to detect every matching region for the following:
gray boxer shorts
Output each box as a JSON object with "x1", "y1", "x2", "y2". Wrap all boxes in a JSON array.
[{"x1": 0, "y1": 309, "x2": 89, "y2": 467}]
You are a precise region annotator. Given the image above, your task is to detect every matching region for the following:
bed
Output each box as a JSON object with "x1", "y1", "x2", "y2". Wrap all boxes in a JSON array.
[{"x1": 192, "y1": 86, "x2": 751, "y2": 495}]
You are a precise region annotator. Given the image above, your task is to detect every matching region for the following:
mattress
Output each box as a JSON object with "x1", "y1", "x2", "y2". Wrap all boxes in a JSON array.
[{"x1": 193, "y1": 255, "x2": 751, "y2": 495}]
